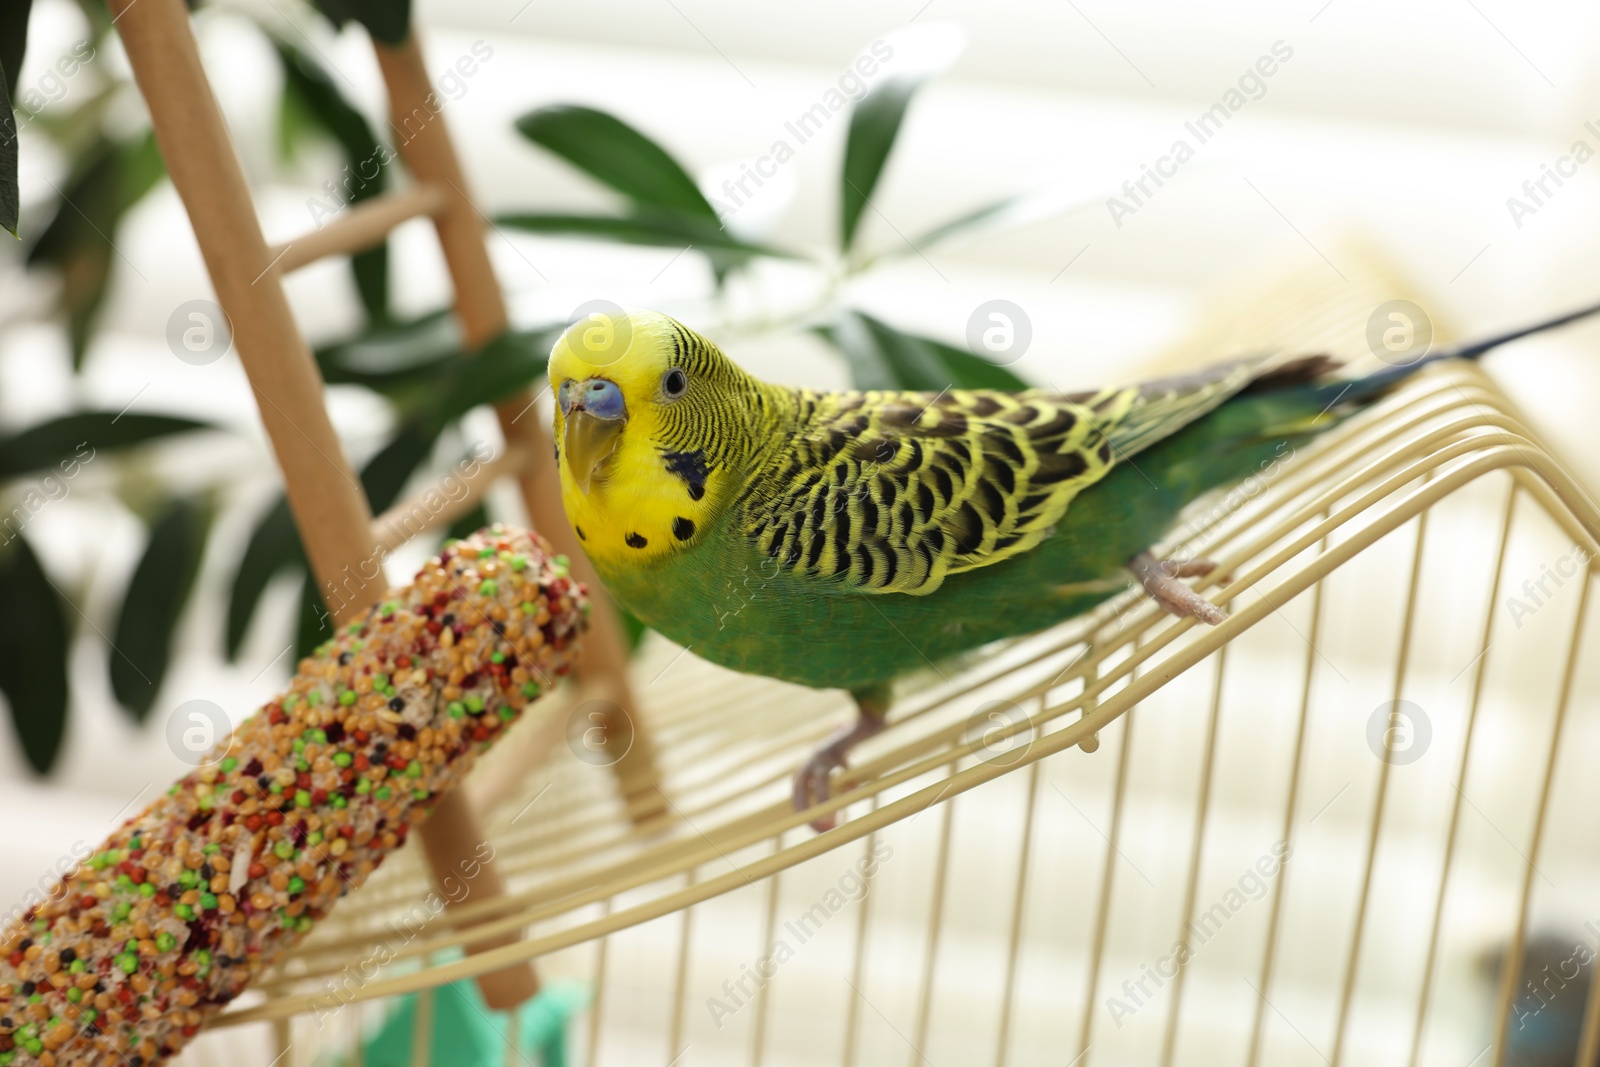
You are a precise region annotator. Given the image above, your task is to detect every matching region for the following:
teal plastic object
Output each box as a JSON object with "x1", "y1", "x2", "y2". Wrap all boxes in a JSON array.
[{"x1": 361, "y1": 978, "x2": 590, "y2": 1067}]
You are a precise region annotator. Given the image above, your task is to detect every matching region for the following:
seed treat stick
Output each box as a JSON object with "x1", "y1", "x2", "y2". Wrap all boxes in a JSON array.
[{"x1": 0, "y1": 527, "x2": 587, "y2": 1066}]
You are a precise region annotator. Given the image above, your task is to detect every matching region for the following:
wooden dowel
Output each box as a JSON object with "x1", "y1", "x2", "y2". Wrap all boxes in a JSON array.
[
  {"x1": 370, "y1": 443, "x2": 527, "y2": 555},
  {"x1": 272, "y1": 183, "x2": 447, "y2": 273},
  {"x1": 371, "y1": 34, "x2": 665, "y2": 825},
  {"x1": 109, "y1": 0, "x2": 538, "y2": 1013},
  {"x1": 109, "y1": 0, "x2": 377, "y2": 598}
]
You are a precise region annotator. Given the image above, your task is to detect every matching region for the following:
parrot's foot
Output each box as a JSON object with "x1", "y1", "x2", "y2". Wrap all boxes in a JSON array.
[
  {"x1": 1128, "y1": 551, "x2": 1227, "y2": 625},
  {"x1": 793, "y1": 695, "x2": 890, "y2": 832}
]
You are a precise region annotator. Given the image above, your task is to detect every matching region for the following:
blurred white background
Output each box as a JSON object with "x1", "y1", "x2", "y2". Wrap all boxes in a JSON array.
[{"x1": 2, "y1": 0, "x2": 1600, "y2": 1063}]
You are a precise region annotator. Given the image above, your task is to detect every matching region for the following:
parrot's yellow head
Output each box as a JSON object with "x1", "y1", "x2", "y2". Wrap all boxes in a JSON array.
[{"x1": 548, "y1": 310, "x2": 770, "y2": 567}]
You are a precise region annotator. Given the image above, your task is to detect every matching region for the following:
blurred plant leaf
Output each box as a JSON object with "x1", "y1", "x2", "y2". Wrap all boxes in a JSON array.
[
  {"x1": 0, "y1": 533, "x2": 69, "y2": 775},
  {"x1": 110, "y1": 496, "x2": 212, "y2": 723},
  {"x1": 0, "y1": 2, "x2": 31, "y2": 102},
  {"x1": 0, "y1": 1, "x2": 29, "y2": 237},
  {"x1": 306, "y1": 0, "x2": 410, "y2": 46},
  {"x1": 294, "y1": 572, "x2": 332, "y2": 660},
  {"x1": 225, "y1": 498, "x2": 298, "y2": 661},
  {"x1": 26, "y1": 131, "x2": 166, "y2": 366},
  {"x1": 515, "y1": 105, "x2": 718, "y2": 221},
  {"x1": 840, "y1": 26, "x2": 964, "y2": 252},
  {"x1": 225, "y1": 422, "x2": 441, "y2": 661},
  {"x1": 819, "y1": 309, "x2": 1029, "y2": 392},
  {"x1": 895, "y1": 184, "x2": 1111, "y2": 262},
  {"x1": 315, "y1": 308, "x2": 460, "y2": 399},
  {"x1": 445, "y1": 500, "x2": 489, "y2": 542},
  {"x1": 274, "y1": 39, "x2": 390, "y2": 321},
  {"x1": 1, "y1": 69, "x2": 18, "y2": 239},
  {"x1": 495, "y1": 210, "x2": 797, "y2": 259},
  {"x1": 0, "y1": 411, "x2": 213, "y2": 479},
  {"x1": 425, "y1": 325, "x2": 562, "y2": 429}
]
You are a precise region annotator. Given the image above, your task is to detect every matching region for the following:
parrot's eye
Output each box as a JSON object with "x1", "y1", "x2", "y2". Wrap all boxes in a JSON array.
[
  {"x1": 662, "y1": 367, "x2": 688, "y2": 400},
  {"x1": 557, "y1": 379, "x2": 574, "y2": 415}
]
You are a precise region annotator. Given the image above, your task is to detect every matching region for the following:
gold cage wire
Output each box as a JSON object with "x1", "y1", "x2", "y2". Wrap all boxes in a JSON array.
[{"x1": 158, "y1": 249, "x2": 1600, "y2": 1067}]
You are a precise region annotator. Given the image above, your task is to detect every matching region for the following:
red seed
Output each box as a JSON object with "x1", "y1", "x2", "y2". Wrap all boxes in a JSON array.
[{"x1": 247, "y1": 863, "x2": 266, "y2": 880}]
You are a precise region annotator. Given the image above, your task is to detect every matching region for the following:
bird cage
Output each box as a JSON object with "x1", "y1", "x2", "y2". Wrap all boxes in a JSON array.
[
  {"x1": 101, "y1": 4, "x2": 1600, "y2": 1066},
  {"x1": 179, "y1": 248, "x2": 1599, "y2": 1067}
]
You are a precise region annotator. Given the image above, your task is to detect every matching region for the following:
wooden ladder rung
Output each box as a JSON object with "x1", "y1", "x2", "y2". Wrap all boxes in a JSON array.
[{"x1": 271, "y1": 182, "x2": 448, "y2": 274}]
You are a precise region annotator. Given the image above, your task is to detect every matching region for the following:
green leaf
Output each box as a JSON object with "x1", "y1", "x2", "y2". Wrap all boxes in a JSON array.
[
  {"x1": 840, "y1": 26, "x2": 964, "y2": 251},
  {"x1": 0, "y1": 412, "x2": 212, "y2": 479},
  {"x1": 224, "y1": 422, "x2": 442, "y2": 661},
  {"x1": 225, "y1": 498, "x2": 299, "y2": 661},
  {"x1": 274, "y1": 40, "x2": 390, "y2": 321},
  {"x1": 446, "y1": 501, "x2": 489, "y2": 542},
  {"x1": 314, "y1": 308, "x2": 460, "y2": 397},
  {"x1": 515, "y1": 105, "x2": 717, "y2": 220},
  {"x1": 0, "y1": 1, "x2": 32, "y2": 103},
  {"x1": 0, "y1": 67, "x2": 18, "y2": 239},
  {"x1": 0, "y1": 533, "x2": 69, "y2": 775},
  {"x1": 306, "y1": 0, "x2": 410, "y2": 46},
  {"x1": 495, "y1": 210, "x2": 797, "y2": 259},
  {"x1": 907, "y1": 186, "x2": 1097, "y2": 253},
  {"x1": 109, "y1": 496, "x2": 212, "y2": 723},
  {"x1": 294, "y1": 571, "x2": 334, "y2": 661},
  {"x1": 819, "y1": 309, "x2": 1030, "y2": 392},
  {"x1": 0, "y1": 0, "x2": 31, "y2": 236},
  {"x1": 26, "y1": 132, "x2": 167, "y2": 366},
  {"x1": 426, "y1": 325, "x2": 561, "y2": 428}
]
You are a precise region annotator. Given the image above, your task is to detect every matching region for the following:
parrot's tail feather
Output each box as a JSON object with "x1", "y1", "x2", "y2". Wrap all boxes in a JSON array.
[
  {"x1": 1239, "y1": 353, "x2": 1344, "y2": 395},
  {"x1": 1341, "y1": 294, "x2": 1600, "y2": 403}
]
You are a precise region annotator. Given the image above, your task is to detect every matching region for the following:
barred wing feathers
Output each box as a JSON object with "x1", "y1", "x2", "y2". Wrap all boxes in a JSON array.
[{"x1": 740, "y1": 360, "x2": 1264, "y2": 595}]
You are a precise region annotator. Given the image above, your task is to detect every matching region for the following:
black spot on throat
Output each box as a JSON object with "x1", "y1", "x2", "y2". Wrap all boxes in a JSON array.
[
  {"x1": 672, "y1": 517, "x2": 696, "y2": 541},
  {"x1": 575, "y1": 525, "x2": 586, "y2": 541},
  {"x1": 625, "y1": 532, "x2": 649, "y2": 549},
  {"x1": 664, "y1": 449, "x2": 709, "y2": 502}
]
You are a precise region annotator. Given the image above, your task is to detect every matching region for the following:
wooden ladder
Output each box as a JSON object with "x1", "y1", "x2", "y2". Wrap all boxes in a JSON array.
[{"x1": 106, "y1": 0, "x2": 656, "y2": 1013}]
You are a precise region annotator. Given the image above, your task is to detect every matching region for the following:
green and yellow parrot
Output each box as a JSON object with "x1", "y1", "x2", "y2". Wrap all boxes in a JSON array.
[{"x1": 548, "y1": 303, "x2": 1599, "y2": 830}]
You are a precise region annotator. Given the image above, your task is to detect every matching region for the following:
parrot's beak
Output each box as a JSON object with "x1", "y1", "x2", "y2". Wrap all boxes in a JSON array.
[{"x1": 564, "y1": 408, "x2": 625, "y2": 494}]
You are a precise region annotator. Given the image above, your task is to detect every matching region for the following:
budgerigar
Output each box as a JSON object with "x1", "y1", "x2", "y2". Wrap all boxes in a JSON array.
[{"x1": 547, "y1": 304, "x2": 1598, "y2": 830}]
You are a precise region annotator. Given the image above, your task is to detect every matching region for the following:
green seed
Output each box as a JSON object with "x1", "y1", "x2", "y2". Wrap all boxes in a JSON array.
[
  {"x1": 479, "y1": 579, "x2": 498, "y2": 595},
  {"x1": 339, "y1": 690, "x2": 356, "y2": 706},
  {"x1": 333, "y1": 752, "x2": 353, "y2": 767}
]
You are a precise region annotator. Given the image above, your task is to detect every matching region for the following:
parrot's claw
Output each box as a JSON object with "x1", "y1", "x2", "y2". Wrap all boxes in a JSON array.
[
  {"x1": 793, "y1": 707, "x2": 888, "y2": 832},
  {"x1": 1128, "y1": 550, "x2": 1227, "y2": 626}
]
